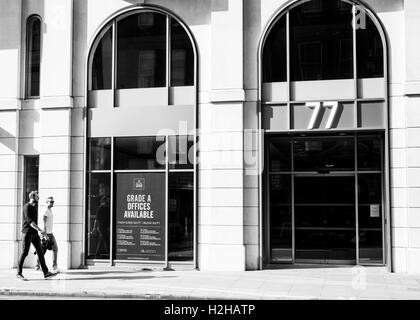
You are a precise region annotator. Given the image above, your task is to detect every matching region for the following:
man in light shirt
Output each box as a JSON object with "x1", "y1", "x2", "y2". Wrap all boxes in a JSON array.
[{"x1": 35, "y1": 196, "x2": 58, "y2": 273}]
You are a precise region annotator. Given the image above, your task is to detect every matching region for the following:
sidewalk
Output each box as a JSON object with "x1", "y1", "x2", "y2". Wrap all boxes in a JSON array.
[{"x1": 1, "y1": 266, "x2": 420, "y2": 300}]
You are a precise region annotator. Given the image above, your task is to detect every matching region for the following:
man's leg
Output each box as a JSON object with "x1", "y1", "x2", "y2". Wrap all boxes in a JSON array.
[
  {"x1": 50, "y1": 234, "x2": 58, "y2": 269},
  {"x1": 35, "y1": 244, "x2": 47, "y2": 270},
  {"x1": 31, "y1": 235, "x2": 49, "y2": 275},
  {"x1": 17, "y1": 233, "x2": 31, "y2": 275}
]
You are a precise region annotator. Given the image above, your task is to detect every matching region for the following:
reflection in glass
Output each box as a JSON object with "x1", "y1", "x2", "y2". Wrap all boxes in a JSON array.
[
  {"x1": 358, "y1": 135, "x2": 383, "y2": 171},
  {"x1": 263, "y1": 16, "x2": 286, "y2": 82},
  {"x1": 91, "y1": 28, "x2": 112, "y2": 90},
  {"x1": 295, "y1": 176, "x2": 356, "y2": 261},
  {"x1": 358, "y1": 173, "x2": 383, "y2": 263},
  {"x1": 117, "y1": 12, "x2": 166, "y2": 89},
  {"x1": 357, "y1": 14, "x2": 384, "y2": 78},
  {"x1": 89, "y1": 138, "x2": 111, "y2": 171},
  {"x1": 290, "y1": 0, "x2": 353, "y2": 81},
  {"x1": 114, "y1": 136, "x2": 166, "y2": 170},
  {"x1": 268, "y1": 137, "x2": 291, "y2": 172},
  {"x1": 357, "y1": 101, "x2": 385, "y2": 128},
  {"x1": 293, "y1": 136, "x2": 355, "y2": 171},
  {"x1": 168, "y1": 135, "x2": 194, "y2": 169},
  {"x1": 171, "y1": 19, "x2": 194, "y2": 86},
  {"x1": 169, "y1": 173, "x2": 194, "y2": 261},
  {"x1": 87, "y1": 173, "x2": 110, "y2": 259},
  {"x1": 269, "y1": 175, "x2": 292, "y2": 261},
  {"x1": 26, "y1": 16, "x2": 41, "y2": 97}
]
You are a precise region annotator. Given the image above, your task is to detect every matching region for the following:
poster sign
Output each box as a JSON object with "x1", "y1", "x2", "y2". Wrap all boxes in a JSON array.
[
  {"x1": 370, "y1": 204, "x2": 380, "y2": 218},
  {"x1": 115, "y1": 172, "x2": 166, "y2": 261}
]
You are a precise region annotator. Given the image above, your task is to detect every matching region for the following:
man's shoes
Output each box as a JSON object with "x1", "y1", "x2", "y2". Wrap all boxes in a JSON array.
[
  {"x1": 16, "y1": 274, "x2": 27, "y2": 281},
  {"x1": 52, "y1": 267, "x2": 59, "y2": 273},
  {"x1": 44, "y1": 272, "x2": 57, "y2": 279},
  {"x1": 34, "y1": 265, "x2": 40, "y2": 271}
]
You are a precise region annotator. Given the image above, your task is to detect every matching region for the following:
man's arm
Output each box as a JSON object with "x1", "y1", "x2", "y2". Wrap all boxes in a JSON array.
[
  {"x1": 30, "y1": 221, "x2": 46, "y2": 235},
  {"x1": 43, "y1": 214, "x2": 48, "y2": 233}
]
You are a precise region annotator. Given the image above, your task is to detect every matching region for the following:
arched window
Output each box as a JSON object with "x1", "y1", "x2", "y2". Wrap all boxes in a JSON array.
[
  {"x1": 86, "y1": 9, "x2": 196, "y2": 265},
  {"x1": 262, "y1": 0, "x2": 384, "y2": 83},
  {"x1": 261, "y1": 0, "x2": 386, "y2": 130},
  {"x1": 261, "y1": 0, "x2": 388, "y2": 267},
  {"x1": 90, "y1": 11, "x2": 194, "y2": 91},
  {"x1": 26, "y1": 15, "x2": 41, "y2": 98}
]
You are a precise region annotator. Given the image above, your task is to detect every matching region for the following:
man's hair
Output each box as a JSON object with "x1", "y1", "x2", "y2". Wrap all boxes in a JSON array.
[
  {"x1": 47, "y1": 196, "x2": 54, "y2": 202},
  {"x1": 28, "y1": 191, "x2": 38, "y2": 200}
]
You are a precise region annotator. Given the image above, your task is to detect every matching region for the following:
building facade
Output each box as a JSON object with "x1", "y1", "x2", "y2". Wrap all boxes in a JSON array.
[{"x1": 0, "y1": 0, "x2": 419, "y2": 273}]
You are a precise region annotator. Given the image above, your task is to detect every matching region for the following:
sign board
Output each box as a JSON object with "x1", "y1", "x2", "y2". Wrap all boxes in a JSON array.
[
  {"x1": 370, "y1": 204, "x2": 380, "y2": 218},
  {"x1": 115, "y1": 172, "x2": 166, "y2": 261}
]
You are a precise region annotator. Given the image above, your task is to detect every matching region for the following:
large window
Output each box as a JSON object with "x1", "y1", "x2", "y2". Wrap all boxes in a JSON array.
[
  {"x1": 262, "y1": 0, "x2": 385, "y2": 82},
  {"x1": 266, "y1": 133, "x2": 385, "y2": 264},
  {"x1": 86, "y1": 136, "x2": 195, "y2": 262},
  {"x1": 90, "y1": 11, "x2": 194, "y2": 91},
  {"x1": 26, "y1": 16, "x2": 41, "y2": 97},
  {"x1": 261, "y1": 0, "x2": 386, "y2": 132},
  {"x1": 262, "y1": 0, "x2": 388, "y2": 267},
  {"x1": 86, "y1": 9, "x2": 196, "y2": 265}
]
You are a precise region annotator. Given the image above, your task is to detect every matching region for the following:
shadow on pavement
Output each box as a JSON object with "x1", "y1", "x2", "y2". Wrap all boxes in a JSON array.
[
  {"x1": 63, "y1": 269, "x2": 153, "y2": 276},
  {"x1": 27, "y1": 274, "x2": 177, "y2": 281}
]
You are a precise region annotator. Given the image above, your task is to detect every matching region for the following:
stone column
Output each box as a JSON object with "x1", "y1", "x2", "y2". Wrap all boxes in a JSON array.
[
  {"x1": 38, "y1": 0, "x2": 74, "y2": 270},
  {"x1": 198, "y1": 0, "x2": 245, "y2": 271},
  {"x1": 404, "y1": 0, "x2": 420, "y2": 275}
]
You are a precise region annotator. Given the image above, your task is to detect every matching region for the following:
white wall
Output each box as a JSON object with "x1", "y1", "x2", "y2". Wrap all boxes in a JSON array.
[
  {"x1": 0, "y1": 0, "x2": 22, "y2": 268},
  {"x1": 403, "y1": 0, "x2": 420, "y2": 274}
]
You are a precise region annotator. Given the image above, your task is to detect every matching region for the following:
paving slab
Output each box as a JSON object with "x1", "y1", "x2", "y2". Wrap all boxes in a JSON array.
[{"x1": 1, "y1": 267, "x2": 420, "y2": 300}]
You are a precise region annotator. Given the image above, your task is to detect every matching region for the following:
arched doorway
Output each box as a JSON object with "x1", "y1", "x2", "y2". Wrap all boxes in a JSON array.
[
  {"x1": 84, "y1": 6, "x2": 197, "y2": 268},
  {"x1": 259, "y1": 0, "x2": 389, "y2": 266}
]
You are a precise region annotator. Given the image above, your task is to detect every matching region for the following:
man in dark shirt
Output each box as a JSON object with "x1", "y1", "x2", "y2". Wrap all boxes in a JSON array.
[{"x1": 17, "y1": 191, "x2": 56, "y2": 280}]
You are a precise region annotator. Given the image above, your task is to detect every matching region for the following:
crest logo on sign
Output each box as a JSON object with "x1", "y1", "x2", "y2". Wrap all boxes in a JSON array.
[{"x1": 133, "y1": 178, "x2": 145, "y2": 190}]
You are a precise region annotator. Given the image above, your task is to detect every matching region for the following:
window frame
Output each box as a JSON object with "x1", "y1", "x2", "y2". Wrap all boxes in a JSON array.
[
  {"x1": 88, "y1": 9, "x2": 195, "y2": 93},
  {"x1": 25, "y1": 15, "x2": 42, "y2": 99},
  {"x1": 258, "y1": 0, "x2": 390, "y2": 271}
]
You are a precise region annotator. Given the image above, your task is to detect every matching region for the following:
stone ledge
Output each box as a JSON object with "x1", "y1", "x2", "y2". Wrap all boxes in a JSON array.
[
  {"x1": 0, "y1": 99, "x2": 21, "y2": 110},
  {"x1": 209, "y1": 89, "x2": 245, "y2": 103},
  {"x1": 40, "y1": 96, "x2": 73, "y2": 109},
  {"x1": 405, "y1": 82, "x2": 420, "y2": 96}
]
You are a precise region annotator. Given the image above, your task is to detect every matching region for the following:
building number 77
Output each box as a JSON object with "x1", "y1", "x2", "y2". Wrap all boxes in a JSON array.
[{"x1": 306, "y1": 101, "x2": 339, "y2": 130}]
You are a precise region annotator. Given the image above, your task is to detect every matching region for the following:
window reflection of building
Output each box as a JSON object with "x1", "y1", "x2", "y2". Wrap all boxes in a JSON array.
[
  {"x1": 169, "y1": 173, "x2": 194, "y2": 261},
  {"x1": 117, "y1": 12, "x2": 166, "y2": 89}
]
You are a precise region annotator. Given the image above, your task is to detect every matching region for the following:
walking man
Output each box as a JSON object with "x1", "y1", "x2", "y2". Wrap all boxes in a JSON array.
[
  {"x1": 35, "y1": 196, "x2": 59, "y2": 273},
  {"x1": 17, "y1": 191, "x2": 56, "y2": 280}
]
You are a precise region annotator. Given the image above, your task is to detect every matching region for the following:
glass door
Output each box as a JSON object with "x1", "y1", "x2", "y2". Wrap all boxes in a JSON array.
[
  {"x1": 294, "y1": 174, "x2": 356, "y2": 264},
  {"x1": 265, "y1": 132, "x2": 385, "y2": 266}
]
